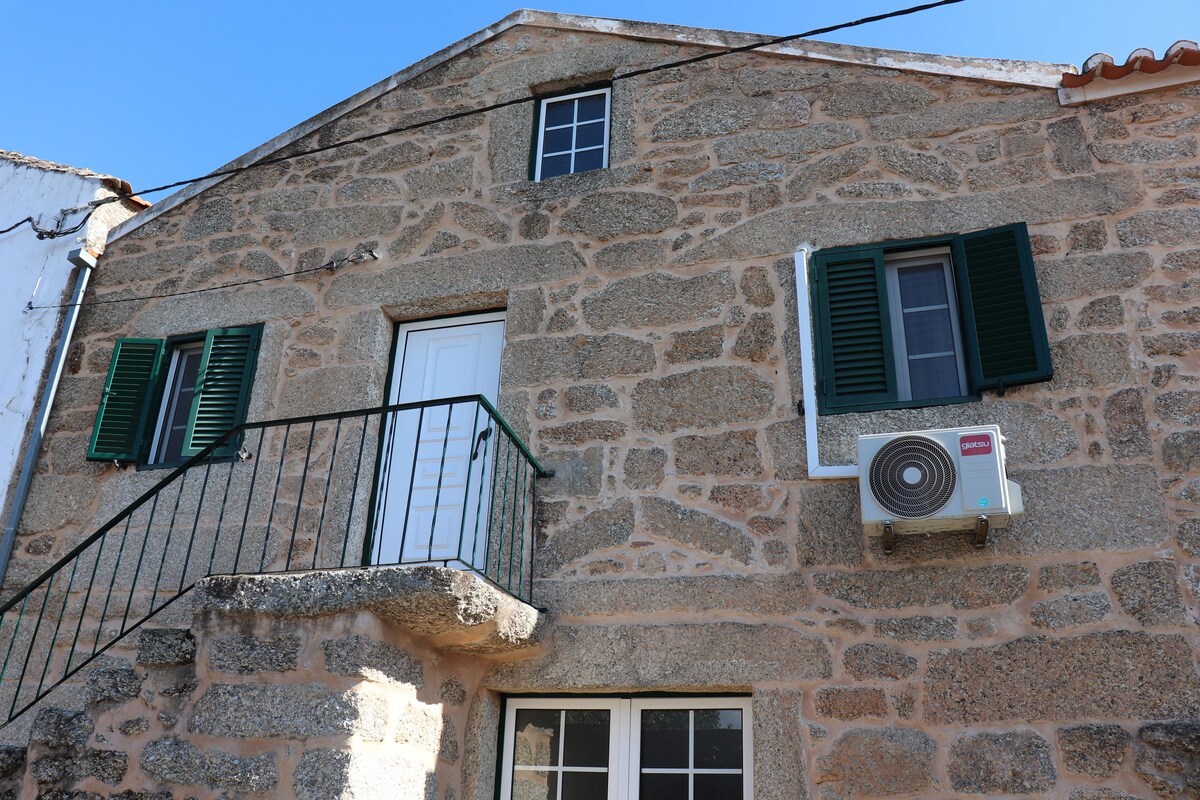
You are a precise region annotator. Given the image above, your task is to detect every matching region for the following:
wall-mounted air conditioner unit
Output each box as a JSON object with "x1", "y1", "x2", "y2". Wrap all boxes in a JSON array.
[{"x1": 858, "y1": 425, "x2": 1023, "y2": 553}]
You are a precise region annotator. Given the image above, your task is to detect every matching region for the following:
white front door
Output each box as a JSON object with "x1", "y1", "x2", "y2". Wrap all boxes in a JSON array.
[{"x1": 371, "y1": 312, "x2": 505, "y2": 568}]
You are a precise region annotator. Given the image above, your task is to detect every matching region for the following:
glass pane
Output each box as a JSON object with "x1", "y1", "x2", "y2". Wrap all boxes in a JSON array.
[
  {"x1": 640, "y1": 773, "x2": 688, "y2": 800},
  {"x1": 543, "y1": 127, "x2": 573, "y2": 154},
  {"x1": 694, "y1": 709, "x2": 742, "y2": 769},
  {"x1": 902, "y1": 308, "x2": 956, "y2": 356},
  {"x1": 561, "y1": 771, "x2": 607, "y2": 800},
  {"x1": 513, "y1": 769, "x2": 556, "y2": 800},
  {"x1": 159, "y1": 346, "x2": 204, "y2": 463},
  {"x1": 695, "y1": 773, "x2": 743, "y2": 800},
  {"x1": 544, "y1": 100, "x2": 574, "y2": 127},
  {"x1": 909, "y1": 355, "x2": 961, "y2": 400},
  {"x1": 563, "y1": 709, "x2": 610, "y2": 767},
  {"x1": 575, "y1": 121, "x2": 605, "y2": 149},
  {"x1": 573, "y1": 149, "x2": 604, "y2": 173},
  {"x1": 514, "y1": 709, "x2": 560, "y2": 766},
  {"x1": 576, "y1": 94, "x2": 606, "y2": 121},
  {"x1": 540, "y1": 154, "x2": 571, "y2": 179},
  {"x1": 897, "y1": 263, "x2": 949, "y2": 308},
  {"x1": 641, "y1": 710, "x2": 688, "y2": 768}
]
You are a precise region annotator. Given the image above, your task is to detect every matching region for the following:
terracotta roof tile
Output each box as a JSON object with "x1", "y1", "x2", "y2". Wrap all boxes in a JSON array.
[{"x1": 1063, "y1": 40, "x2": 1200, "y2": 88}]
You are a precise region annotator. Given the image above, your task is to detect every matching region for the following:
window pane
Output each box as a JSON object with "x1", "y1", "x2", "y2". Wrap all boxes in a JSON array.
[
  {"x1": 897, "y1": 263, "x2": 950, "y2": 308},
  {"x1": 694, "y1": 709, "x2": 742, "y2": 769},
  {"x1": 641, "y1": 709, "x2": 689, "y2": 768},
  {"x1": 543, "y1": 127, "x2": 573, "y2": 154},
  {"x1": 573, "y1": 149, "x2": 604, "y2": 173},
  {"x1": 695, "y1": 773, "x2": 743, "y2": 800},
  {"x1": 544, "y1": 100, "x2": 574, "y2": 127},
  {"x1": 158, "y1": 345, "x2": 204, "y2": 463},
  {"x1": 640, "y1": 773, "x2": 688, "y2": 799},
  {"x1": 513, "y1": 769, "x2": 556, "y2": 800},
  {"x1": 563, "y1": 709, "x2": 610, "y2": 767},
  {"x1": 514, "y1": 709, "x2": 560, "y2": 766},
  {"x1": 908, "y1": 354, "x2": 961, "y2": 400},
  {"x1": 561, "y1": 771, "x2": 607, "y2": 800},
  {"x1": 576, "y1": 94, "x2": 606, "y2": 121},
  {"x1": 575, "y1": 121, "x2": 605, "y2": 149},
  {"x1": 540, "y1": 154, "x2": 571, "y2": 179},
  {"x1": 902, "y1": 308, "x2": 957, "y2": 356}
]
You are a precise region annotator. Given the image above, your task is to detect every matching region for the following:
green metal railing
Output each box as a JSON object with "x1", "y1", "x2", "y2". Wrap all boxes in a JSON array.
[{"x1": 0, "y1": 395, "x2": 547, "y2": 727}]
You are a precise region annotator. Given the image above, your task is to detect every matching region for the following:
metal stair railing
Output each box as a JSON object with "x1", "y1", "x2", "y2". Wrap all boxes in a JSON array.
[{"x1": 0, "y1": 394, "x2": 547, "y2": 728}]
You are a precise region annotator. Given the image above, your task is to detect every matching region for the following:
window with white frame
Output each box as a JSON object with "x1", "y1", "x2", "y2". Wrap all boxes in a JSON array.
[
  {"x1": 534, "y1": 87, "x2": 611, "y2": 180},
  {"x1": 500, "y1": 696, "x2": 752, "y2": 800},
  {"x1": 883, "y1": 248, "x2": 969, "y2": 403}
]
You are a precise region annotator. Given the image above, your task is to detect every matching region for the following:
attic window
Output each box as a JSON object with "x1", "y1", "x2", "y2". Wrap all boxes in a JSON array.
[{"x1": 533, "y1": 87, "x2": 611, "y2": 180}]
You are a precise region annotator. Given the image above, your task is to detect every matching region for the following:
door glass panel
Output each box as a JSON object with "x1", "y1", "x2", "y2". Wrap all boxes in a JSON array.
[
  {"x1": 640, "y1": 773, "x2": 688, "y2": 799},
  {"x1": 694, "y1": 773, "x2": 743, "y2": 800},
  {"x1": 543, "y1": 126, "x2": 573, "y2": 154},
  {"x1": 573, "y1": 149, "x2": 604, "y2": 173},
  {"x1": 908, "y1": 355, "x2": 961, "y2": 399},
  {"x1": 640, "y1": 709, "x2": 688, "y2": 768},
  {"x1": 560, "y1": 771, "x2": 607, "y2": 800},
  {"x1": 902, "y1": 308, "x2": 956, "y2": 355},
  {"x1": 897, "y1": 263, "x2": 949, "y2": 306},
  {"x1": 576, "y1": 94, "x2": 606, "y2": 121},
  {"x1": 575, "y1": 121, "x2": 605, "y2": 149},
  {"x1": 541, "y1": 154, "x2": 571, "y2": 178},
  {"x1": 694, "y1": 709, "x2": 742, "y2": 769},
  {"x1": 544, "y1": 100, "x2": 574, "y2": 127},
  {"x1": 514, "y1": 709, "x2": 560, "y2": 766},
  {"x1": 563, "y1": 709, "x2": 610, "y2": 767},
  {"x1": 512, "y1": 770, "x2": 556, "y2": 800}
]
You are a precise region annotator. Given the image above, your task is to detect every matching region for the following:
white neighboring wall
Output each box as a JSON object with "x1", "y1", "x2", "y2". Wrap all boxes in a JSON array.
[{"x1": 0, "y1": 155, "x2": 139, "y2": 525}]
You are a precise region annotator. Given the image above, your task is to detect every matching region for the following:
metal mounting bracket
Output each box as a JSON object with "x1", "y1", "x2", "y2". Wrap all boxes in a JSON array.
[
  {"x1": 882, "y1": 521, "x2": 895, "y2": 555},
  {"x1": 972, "y1": 515, "x2": 990, "y2": 549}
]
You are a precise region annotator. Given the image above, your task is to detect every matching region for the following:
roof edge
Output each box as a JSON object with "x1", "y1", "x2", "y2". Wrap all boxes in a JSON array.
[{"x1": 107, "y1": 9, "x2": 1075, "y2": 243}]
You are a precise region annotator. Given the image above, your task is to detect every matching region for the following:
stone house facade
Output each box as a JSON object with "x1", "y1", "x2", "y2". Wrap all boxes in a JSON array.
[{"x1": 3, "y1": 11, "x2": 1200, "y2": 800}]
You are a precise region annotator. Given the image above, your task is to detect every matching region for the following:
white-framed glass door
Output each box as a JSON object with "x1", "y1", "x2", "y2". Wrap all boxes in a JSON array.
[{"x1": 370, "y1": 312, "x2": 505, "y2": 568}]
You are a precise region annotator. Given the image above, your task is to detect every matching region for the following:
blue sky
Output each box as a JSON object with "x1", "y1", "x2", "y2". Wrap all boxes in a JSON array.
[{"x1": 3, "y1": 0, "x2": 1197, "y2": 199}]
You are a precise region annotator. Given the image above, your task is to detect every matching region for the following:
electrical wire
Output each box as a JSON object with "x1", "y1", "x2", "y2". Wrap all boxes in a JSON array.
[
  {"x1": 124, "y1": 0, "x2": 966, "y2": 198},
  {"x1": 0, "y1": 204, "x2": 101, "y2": 240},
  {"x1": 28, "y1": 249, "x2": 380, "y2": 311},
  {"x1": 15, "y1": 0, "x2": 966, "y2": 309}
]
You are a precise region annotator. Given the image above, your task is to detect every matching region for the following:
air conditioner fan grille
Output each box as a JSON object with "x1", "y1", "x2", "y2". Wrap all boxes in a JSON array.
[{"x1": 867, "y1": 435, "x2": 957, "y2": 519}]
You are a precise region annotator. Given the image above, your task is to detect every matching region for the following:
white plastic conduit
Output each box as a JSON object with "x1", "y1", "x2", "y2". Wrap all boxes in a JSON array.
[{"x1": 793, "y1": 246, "x2": 857, "y2": 480}]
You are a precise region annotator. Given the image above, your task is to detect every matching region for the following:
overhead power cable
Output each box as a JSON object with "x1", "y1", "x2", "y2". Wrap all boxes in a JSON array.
[
  {"x1": 123, "y1": 0, "x2": 966, "y2": 198},
  {"x1": 18, "y1": 0, "x2": 966, "y2": 311}
]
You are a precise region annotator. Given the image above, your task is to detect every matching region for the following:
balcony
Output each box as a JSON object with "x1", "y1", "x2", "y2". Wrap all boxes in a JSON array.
[{"x1": 0, "y1": 395, "x2": 547, "y2": 727}]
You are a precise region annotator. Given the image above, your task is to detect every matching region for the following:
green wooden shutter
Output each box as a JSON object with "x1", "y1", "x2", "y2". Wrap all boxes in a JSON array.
[
  {"x1": 181, "y1": 326, "x2": 262, "y2": 458},
  {"x1": 812, "y1": 248, "x2": 898, "y2": 414},
  {"x1": 952, "y1": 223, "x2": 1053, "y2": 391},
  {"x1": 87, "y1": 339, "x2": 165, "y2": 461}
]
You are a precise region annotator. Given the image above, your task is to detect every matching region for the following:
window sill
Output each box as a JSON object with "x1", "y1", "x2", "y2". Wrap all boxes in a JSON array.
[{"x1": 819, "y1": 392, "x2": 982, "y2": 416}]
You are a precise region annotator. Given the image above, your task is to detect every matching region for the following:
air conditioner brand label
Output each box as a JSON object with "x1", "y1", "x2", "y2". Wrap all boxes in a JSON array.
[{"x1": 960, "y1": 433, "x2": 993, "y2": 457}]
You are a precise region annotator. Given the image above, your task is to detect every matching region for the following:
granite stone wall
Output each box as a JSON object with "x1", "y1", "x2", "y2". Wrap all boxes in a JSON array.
[{"x1": 7, "y1": 18, "x2": 1200, "y2": 799}]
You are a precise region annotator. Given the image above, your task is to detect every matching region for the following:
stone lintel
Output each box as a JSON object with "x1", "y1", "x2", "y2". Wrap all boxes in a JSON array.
[{"x1": 193, "y1": 565, "x2": 544, "y2": 655}]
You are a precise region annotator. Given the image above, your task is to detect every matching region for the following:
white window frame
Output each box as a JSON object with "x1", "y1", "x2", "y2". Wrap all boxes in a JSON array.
[
  {"x1": 147, "y1": 340, "x2": 205, "y2": 464},
  {"x1": 883, "y1": 247, "x2": 969, "y2": 403},
  {"x1": 499, "y1": 696, "x2": 753, "y2": 800},
  {"x1": 533, "y1": 87, "x2": 612, "y2": 181}
]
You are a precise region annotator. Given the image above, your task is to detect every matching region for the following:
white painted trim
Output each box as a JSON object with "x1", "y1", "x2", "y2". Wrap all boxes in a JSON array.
[
  {"x1": 1058, "y1": 63, "x2": 1200, "y2": 106},
  {"x1": 533, "y1": 87, "x2": 612, "y2": 181},
  {"x1": 794, "y1": 247, "x2": 857, "y2": 480}
]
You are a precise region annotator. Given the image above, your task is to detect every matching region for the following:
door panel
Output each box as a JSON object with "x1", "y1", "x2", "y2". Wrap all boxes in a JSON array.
[{"x1": 371, "y1": 315, "x2": 504, "y2": 567}]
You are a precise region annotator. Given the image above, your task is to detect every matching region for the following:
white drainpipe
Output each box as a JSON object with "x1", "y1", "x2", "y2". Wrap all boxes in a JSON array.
[{"x1": 0, "y1": 248, "x2": 97, "y2": 583}]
